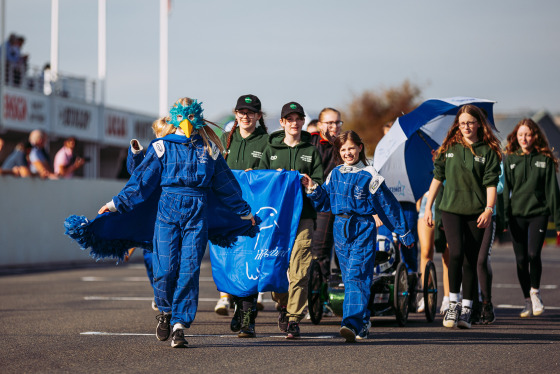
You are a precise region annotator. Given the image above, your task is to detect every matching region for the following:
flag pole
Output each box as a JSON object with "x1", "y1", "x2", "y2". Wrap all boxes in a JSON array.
[
  {"x1": 50, "y1": 0, "x2": 59, "y2": 80},
  {"x1": 98, "y1": 0, "x2": 106, "y2": 105},
  {"x1": 158, "y1": 0, "x2": 168, "y2": 116}
]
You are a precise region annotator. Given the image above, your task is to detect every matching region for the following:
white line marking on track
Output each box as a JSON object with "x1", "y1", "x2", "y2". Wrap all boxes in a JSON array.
[
  {"x1": 81, "y1": 276, "x2": 215, "y2": 282},
  {"x1": 498, "y1": 304, "x2": 560, "y2": 310},
  {"x1": 493, "y1": 284, "x2": 557, "y2": 289},
  {"x1": 80, "y1": 332, "x2": 335, "y2": 339},
  {"x1": 84, "y1": 296, "x2": 276, "y2": 303}
]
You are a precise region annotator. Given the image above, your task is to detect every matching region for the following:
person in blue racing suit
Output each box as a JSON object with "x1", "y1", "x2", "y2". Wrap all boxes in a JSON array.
[
  {"x1": 98, "y1": 98, "x2": 256, "y2": 348},
  {"x1": 301, "y1": 130, "x2": 413, "y2": 343}
]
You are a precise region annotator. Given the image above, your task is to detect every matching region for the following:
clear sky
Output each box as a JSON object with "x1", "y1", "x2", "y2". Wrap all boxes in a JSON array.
[{"x1": 4, "y1": 0, "x2": 560, "y2": 122}]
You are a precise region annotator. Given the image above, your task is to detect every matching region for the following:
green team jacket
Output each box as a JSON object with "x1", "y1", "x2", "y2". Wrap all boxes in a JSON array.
[
  {"x1": 503, "y1": 150, "x2": 560, "y2": 230},
  {"x1": 433, "y1": 142, "x2": 501, "y2": 216},
  {"x1": 258, "y1": 129, "x2": 324, "y2": 220},
  {"x1": 220, "y1": 126, "x2": 269, "y2": 170}
]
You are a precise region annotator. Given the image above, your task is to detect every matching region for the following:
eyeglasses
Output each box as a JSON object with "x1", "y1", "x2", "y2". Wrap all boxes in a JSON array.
[
  {"x1": 459, "y1": 121, "x2": 477, "y2": 128},
  {"x1": 321, "y1": 121, "x2": 344, "y2": 127},
  {"x1": 236, "y1": 110, "x2": 256, "y2": 118}
]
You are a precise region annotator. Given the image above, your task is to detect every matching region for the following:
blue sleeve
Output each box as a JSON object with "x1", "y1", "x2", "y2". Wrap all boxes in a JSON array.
[
  {"x1": 370, "y1": 183, "x2": 414, "y2": 246},
  {"x1": 307, "y1": 184, "x2": 331, "y2": 212},
  {"x1": 127, "y1": 147, "x2": 145, "y2": 175},
  {"x1": 211, "y1": 153, "x2": 252, "y2": 217},
  {"x1": 113, "y1": 147, "x2": 162, "y2": 213}
]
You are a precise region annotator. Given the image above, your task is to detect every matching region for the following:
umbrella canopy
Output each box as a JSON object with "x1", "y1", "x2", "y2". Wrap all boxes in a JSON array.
[{"x1": 373, "y1": 97, "x2": 496, "y2": 203}]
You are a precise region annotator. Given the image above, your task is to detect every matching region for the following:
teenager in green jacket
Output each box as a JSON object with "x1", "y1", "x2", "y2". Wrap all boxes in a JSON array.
[
  {"x1": 259, "y1": 101, "x2": 323, "y2": 339},
  {"x1": 424, "y1": 104, "x2": 502, "y2": 329},
  {"x1": 213, "y1": 94, "x2": 269, "y2": 338},
  {"x1": 503, "y1": 118, "x2": 560, "y2": 318}
]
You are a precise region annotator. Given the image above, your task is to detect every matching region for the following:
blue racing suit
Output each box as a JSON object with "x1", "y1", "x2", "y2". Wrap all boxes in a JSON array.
[
  {"x1": 111, "y1": 133, "x2": 252, "y2": 328},
  {"x1": 126, "y1": 141, "x2": 154, "y2": 287},
  {"x1": 307, "y1": 161, "x2": 414, "y2": 332}
]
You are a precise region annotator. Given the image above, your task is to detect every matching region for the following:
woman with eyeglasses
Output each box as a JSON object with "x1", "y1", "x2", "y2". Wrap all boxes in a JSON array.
[
  {"x1": 309, "y1": 108, "x2": 343, "y2": 297},
  {"x1": 213, "y1": 94, "x2": 269, "y2": 338},
  {"x1": 424, "y1": 104, "x2": 502, "y2": 329},
  {"x1": 503, "y1": 118, "x2": 560, "y2": 318}
]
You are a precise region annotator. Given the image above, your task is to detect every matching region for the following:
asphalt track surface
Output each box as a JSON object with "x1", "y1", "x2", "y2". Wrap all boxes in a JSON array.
[{"x1": 1, "y1": 244, "x2": 559, "y2": 373}]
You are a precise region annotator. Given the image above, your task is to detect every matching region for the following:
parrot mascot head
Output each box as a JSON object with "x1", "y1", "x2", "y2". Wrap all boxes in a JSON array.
[{"x1": 168, "y1": 99, "x2": 205, "y2": 138}]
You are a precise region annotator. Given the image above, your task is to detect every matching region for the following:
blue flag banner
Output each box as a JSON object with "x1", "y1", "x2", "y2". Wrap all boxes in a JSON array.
[{"x1": 210, "y1": 170, "x2": 303, "y2": 296}]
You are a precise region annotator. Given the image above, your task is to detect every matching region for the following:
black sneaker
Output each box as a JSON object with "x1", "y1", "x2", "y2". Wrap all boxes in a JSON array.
[
  {"x1": 457, "y1": 305, "x2": 472, "y2": 329},
  {"x1": 481, "y1": 302, "x2": 496, "y2": 325},
  {"x1": 171, "y1": 329, "x2": 188, "y2": 348},
  {"x1": 356, "y1": 321, "x2": 371, "y2": 340},
  {"x1": 443, "y1": 302, "x2": 461, "y2": 328},
  {"x1": 238, "y1": 310, "x2": 256, "y2": 338},
  {"x1": 286, "y1": 321, "x2": 300, "y2": 339},
  {"x1": 278, "y1": 306, "x2": 289, "y2": 332},
  {"x1": 340, "y1": 326, "x2": 357, "y2": 343},
  {"x1": 156, "y1": 312, "x2": 172, "y2": 341},
  {"x1": 230, "y1": 302, "x2": 242, "y2": 332}
]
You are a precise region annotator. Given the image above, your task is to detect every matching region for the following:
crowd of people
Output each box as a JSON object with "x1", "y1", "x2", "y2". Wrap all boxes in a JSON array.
[
  {"x1": 15, "y1": 95, "x2": 557, "y2": 348},
  {"x1": 0, "y1": 130, "x2": 86, "y2": 179}
]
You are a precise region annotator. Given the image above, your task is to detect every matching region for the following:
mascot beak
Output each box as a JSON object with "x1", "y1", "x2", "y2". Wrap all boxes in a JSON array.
[{"x1": 179, "y1": 119, "x2": 193, "y2": 138}]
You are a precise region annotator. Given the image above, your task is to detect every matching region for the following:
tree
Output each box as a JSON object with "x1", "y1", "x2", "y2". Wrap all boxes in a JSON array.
[{"x1": 342, "y1": 80, "x2": 422, "y2": 157}]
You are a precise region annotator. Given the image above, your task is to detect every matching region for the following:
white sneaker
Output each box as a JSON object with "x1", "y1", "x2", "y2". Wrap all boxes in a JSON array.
[
  {"x1": 440, "y1": 298, "x2": 450, "y2": 315},
  {"x1": 151, "y1": 298, "x2": 158, "y2": 311},
  {"x1": 417, "y1": 297, "x2": 425, "y2": 313},
  {"x1": 257, "y1": 292, "x2": 265, "y2": 311},
  {"x1": 520, "y1": 299, "x2": 532, "y2": 318},
  {"x1": 214, "y1": 297, "x2": 230, "y2": 316},
  {"x1": 530, "y1": 290, "x2": 544, "y2": 316}
]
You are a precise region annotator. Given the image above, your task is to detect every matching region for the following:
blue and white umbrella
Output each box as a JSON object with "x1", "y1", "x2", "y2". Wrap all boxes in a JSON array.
[{"x1": 373, "y1": 97, "x2": 496, "y2": 203}]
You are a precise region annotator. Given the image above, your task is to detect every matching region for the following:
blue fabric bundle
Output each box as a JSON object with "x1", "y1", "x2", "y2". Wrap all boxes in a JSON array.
[{"x1": 64, "y1": 182, "x2": 261, "y2": 262}]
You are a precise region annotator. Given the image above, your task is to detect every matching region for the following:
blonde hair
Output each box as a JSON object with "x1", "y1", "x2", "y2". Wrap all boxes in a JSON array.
[
  {"x1": 171, "y1": 97, "x2": 224, "y2": 156},
  {"x1": 152, "y1": 117, "x2": 174, "y2": 138}
]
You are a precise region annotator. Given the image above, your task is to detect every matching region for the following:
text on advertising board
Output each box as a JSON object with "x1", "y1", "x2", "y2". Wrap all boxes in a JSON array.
[
  {"x1": 106, "y1": 115, "x2": 127, "y2": 137},
  {"x1": 3, "y1": 94, "x2": 27, "y2": 121},
  {"x1": 60, "y1": 107, "x2": 90, "y2": 129}
]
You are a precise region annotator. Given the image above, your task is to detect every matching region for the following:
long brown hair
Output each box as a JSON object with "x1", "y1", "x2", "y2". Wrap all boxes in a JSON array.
[
  {"x1": 224, "y1": 114, "x2": 268, "y2": 160},
  {"x1": 505, "y1": 118, "x2": 558, "y2": 171},
  {"x1": 434, "y1": 104, "x2": 502, "y2": 161},
  {"x1": 333, "y1": 130, "x2": 369, "y2": 165}
]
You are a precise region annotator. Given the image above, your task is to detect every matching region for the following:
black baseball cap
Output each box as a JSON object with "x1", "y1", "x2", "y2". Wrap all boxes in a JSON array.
[
  {"x1": 235, "y1": 94, "x2": 261, "y2": 112},
  {"x1": 281, "y1": 101, "x2": 305, "y2": 118}
]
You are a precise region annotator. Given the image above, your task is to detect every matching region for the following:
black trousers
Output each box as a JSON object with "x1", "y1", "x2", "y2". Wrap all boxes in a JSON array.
[
  {"x1": 509, "y1": 215, "x2": 548, "y2": 298},
  {"x1": 441, "y1": 211, "x2": 495, "y2": 302}
]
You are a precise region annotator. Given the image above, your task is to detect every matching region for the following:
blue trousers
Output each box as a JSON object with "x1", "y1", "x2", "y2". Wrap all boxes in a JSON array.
[
  {"x1": 142, "y1": 248, "x2": 154, "y2": 287},
  {"x1": 152, "y1": 192, "x2": 207, "y2": 327},
  {"x1": 334, "y1": 215, "x2": 376, "y2": 332}
]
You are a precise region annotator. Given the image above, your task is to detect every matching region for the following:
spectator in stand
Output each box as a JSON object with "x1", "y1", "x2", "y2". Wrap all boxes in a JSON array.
[
  {"x1": 2, "y1": 34, "x2": 27, "y2": 86},
  {"x1": 54, "y1": 136, "x2": 85, "y2": 178},
  {"x1": 1, "y1": 141, "x2": 32, "y2": 177},
  {"x1": 28, "y1": 129, "x2": 57, "y2": 179}
]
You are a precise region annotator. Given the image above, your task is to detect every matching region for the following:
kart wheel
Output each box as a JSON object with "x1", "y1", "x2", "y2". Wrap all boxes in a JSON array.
[
  {"x1": 423, "y1": 260, "x2": 438, "y2": 322},
  {"x1": 307, "y1": 260, "x2": 323, "y2": 325},
  {"x1": 394, "y1": 262, "x2": 409, "y2": 326}
]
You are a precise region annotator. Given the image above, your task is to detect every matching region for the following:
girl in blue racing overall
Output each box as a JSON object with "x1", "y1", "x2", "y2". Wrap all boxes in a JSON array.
[
  {"x1": 302, "y1": 130, "x2": 413, "y2": 343},
  {"x1": 98, "y1": 98, "x2": 255, "y2": 348}
]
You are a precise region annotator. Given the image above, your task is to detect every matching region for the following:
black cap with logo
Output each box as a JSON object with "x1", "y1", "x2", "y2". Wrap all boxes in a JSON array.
[
  {"x1": 235, "y1": 94, "x2": 261, "y2": 112},
  {"x1": 281, "y1": 101, "x2": 305, "y2": 118}
]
